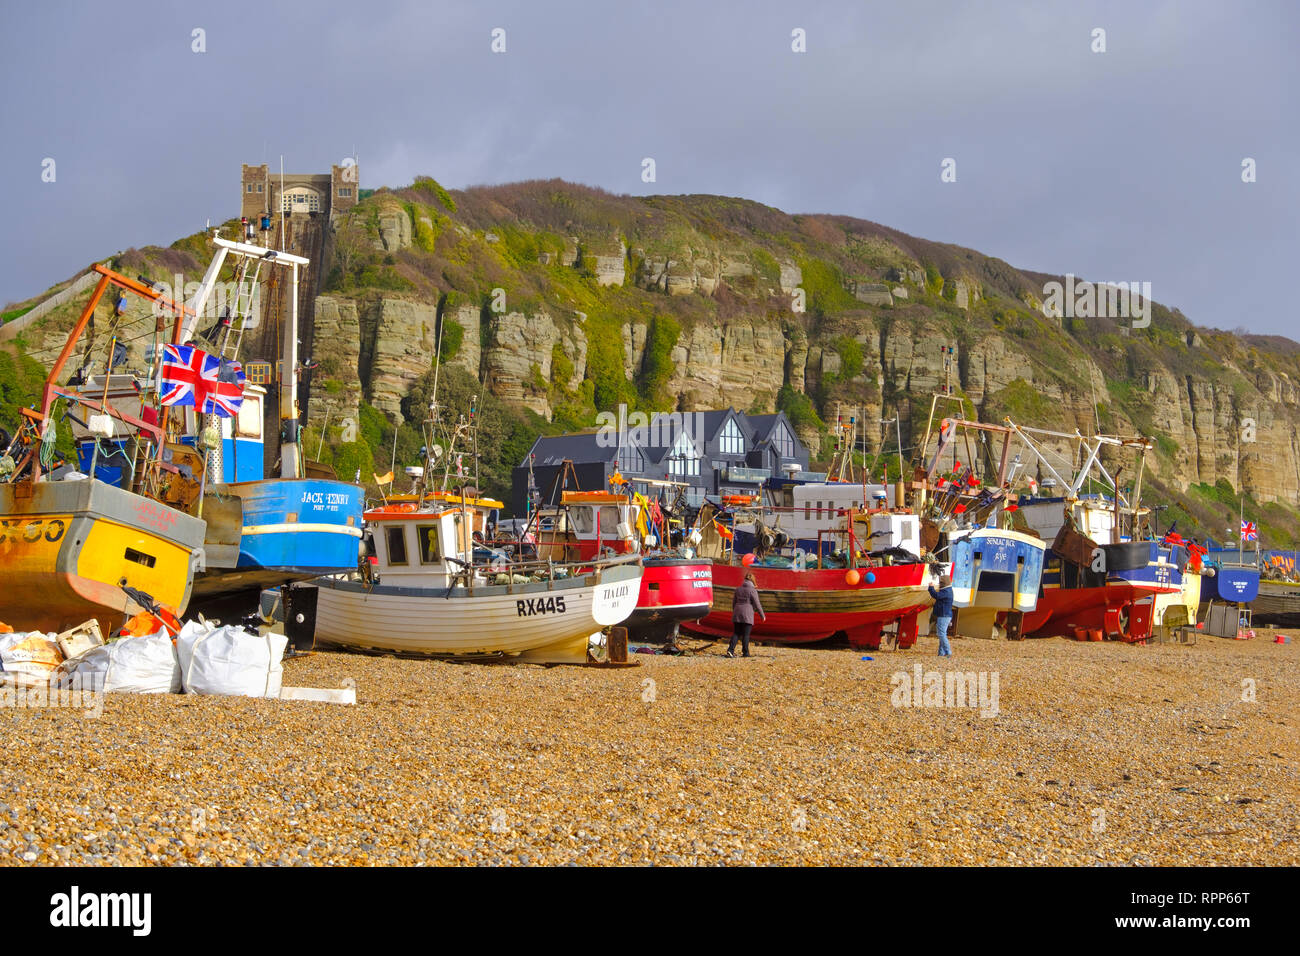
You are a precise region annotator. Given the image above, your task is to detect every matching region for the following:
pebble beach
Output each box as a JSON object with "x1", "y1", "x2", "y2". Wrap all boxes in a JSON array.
[{"x1": 1, "y1": 631, "x2": 1296, "y2": 866}]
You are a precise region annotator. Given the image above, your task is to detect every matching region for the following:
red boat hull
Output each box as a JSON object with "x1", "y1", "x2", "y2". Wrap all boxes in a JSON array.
[
  {"x1": 623, "y1": 557, "x2": 713, "y2": 642},
  {"x1": 1021, "y1": 582, "x2": 1175, "y2": 642},
  {"x1": 682, "y1": 561, "x2": 931, "y2": 649}
]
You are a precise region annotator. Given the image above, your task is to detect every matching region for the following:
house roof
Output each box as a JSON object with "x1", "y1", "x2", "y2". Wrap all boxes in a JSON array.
[
  {"x1": 641, "y1": 408, "x2": 744, "y2": 462},
  {"x1": 524, "y1": 432, "x2": 616, "y2": 467},
  {"x1": 521, "y1": 408, "x2": 798, "y2": 468},
  {"x1": 746, "y1": 413, "x2": 796, "y2": 447}
]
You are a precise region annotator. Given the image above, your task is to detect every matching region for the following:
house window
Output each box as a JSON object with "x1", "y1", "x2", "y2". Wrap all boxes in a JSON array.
[
  {"x1": 773, "y1": 423, "x2": 796, "y2": 459},
  {"x1": 616, "y1": 444, "x2": 643, "y2": 474},
  {"x1": 720, "y1": 419, "x2": 744, "y2": 456},
  {"x1": 417, "y1": 525, "x2": 441, "y2": 564},
  {"x1": 246, "y1": 184, "x2": 254, "y2": 193},
  {"x1": 385, "y1": 526, "x2": 408, "y2": 566},
  {"x1": 257, "y1": 184, "x2": 264, "y2": 193},
  {"x1": 339, "y1": 187, "x2": 353, "y2": 198},
  {"x1": 667, "y1": 432, "x2": 700, "y2": 477}
]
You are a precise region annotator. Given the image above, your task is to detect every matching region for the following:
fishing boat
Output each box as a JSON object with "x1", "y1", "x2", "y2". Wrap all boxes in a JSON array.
[
  {"x1": 913, "y1": 409, "x2": 1185, "y2": 643},
  {"x1": 1015, "y1": 495, "x2": 1183, "y2": 642},
  {"x1": 681, "y1": 503, "x2": 932, "y2": 649},
  {"x1": 949, "y1": 527, "x2": 1046, "y2": 639},
  {"x1": 0, "y1": 268, "x2": 207, "y2": 633},
  {"x1": 283, "y1": 500, "x2": 642, "y2": 663},
  {"x1": 522, "y1": 466, "x2": 713, "y2": 644},
  {"x1": 0, "y1": 477, "x2": 205, "y2": 634},
  {"x1": 1250, "y1": 579, "x2": 1300, "y2": 627},
  {"x1": 174, "y1": 236, "x2": 364, "y2": 615}
]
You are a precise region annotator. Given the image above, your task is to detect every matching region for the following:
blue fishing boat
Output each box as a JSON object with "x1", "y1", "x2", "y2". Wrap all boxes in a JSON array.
[
  {"x1": 950, "y1": 528, "x2": 1046, "y2": 638},
  {"x1": 172, "y1": 235, "x2": 364, "y2": 612},
  {"x1": 1200, "y1": 555, "x2": 1261, "y2": 604}
]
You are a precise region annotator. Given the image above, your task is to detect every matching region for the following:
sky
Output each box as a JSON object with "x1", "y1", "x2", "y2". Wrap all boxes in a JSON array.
[{"x1": 1, "y1": 0, "x2": 1296, "y2": 336}]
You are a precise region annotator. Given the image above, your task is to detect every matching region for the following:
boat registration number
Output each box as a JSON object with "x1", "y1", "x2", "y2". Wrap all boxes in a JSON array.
[
  {"x1": 517, "y1": 595, "x2": 567, "y2": 616},
  {"x1": 0, "y1": 517, "x2": 66, "y2": 545}
]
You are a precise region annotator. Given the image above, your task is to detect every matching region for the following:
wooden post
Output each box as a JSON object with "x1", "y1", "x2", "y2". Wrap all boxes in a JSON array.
[{"x1": 607, "y1": 626, "x2": 628, "y2": 663}]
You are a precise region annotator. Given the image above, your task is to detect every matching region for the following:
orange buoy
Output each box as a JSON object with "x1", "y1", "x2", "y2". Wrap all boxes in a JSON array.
[
  {"x1": 845, "y1": 569, "x2": 861, "y2": 585},
  {"x1": 741, "y1": 553, "x2": 755, "y2": 566}
]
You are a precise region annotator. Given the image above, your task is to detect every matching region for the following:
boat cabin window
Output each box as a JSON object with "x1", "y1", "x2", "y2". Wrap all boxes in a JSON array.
[
  {"x1": 598, "y1": 506, "x2": 621, "y2": 534},
  {"x1": 417, "y1": 524, "x2": 441, "y2": 564},
  {"x1": 567, "y1": 508, "x2": 592, "y2": 534},
  {"x1": 385, "y1": 526, "x2": 408, "y2": 566}
]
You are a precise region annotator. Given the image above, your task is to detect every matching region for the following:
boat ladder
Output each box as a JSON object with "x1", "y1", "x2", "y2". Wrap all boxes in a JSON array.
[{"x1": 219, "y1": 255, "x2": 265, "y2": 361}]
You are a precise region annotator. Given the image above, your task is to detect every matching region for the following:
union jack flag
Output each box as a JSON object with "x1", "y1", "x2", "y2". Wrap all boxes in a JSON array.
[
  {"x1": 1240, "y1": 520, "x2": 1258, "y2": 541},
  {"x1": 160, "y1": 344, "x2": 246, "y2": 418}
]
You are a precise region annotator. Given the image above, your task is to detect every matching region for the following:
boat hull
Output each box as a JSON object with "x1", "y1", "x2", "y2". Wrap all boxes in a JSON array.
[
  {"x1": 0, "y1": 479, "x2": 205, "y2": 634},
  {"x1": 1250, "y1": 580, "x2": 1300, "y2": 626},
  {"x1": 623, "y1": 556, "x2": 713, "y2": 643},
  {"x1": 681, "y1": 561, "x2": 931, "y2": 649},
  {"x1": 297, "y1": 562, "x2": 643, "y2": 663},
  {"x1": 1200, "y1": 563, "x2": 1261, "y2": 604},
  {"x1": 191, "y1": 478, "x2": 363, "y2": 607}
]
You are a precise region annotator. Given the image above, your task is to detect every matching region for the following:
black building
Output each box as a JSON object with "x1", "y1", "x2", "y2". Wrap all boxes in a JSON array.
[{"x1": 511, "y1": 407, "x2": 811, "y2": 516}]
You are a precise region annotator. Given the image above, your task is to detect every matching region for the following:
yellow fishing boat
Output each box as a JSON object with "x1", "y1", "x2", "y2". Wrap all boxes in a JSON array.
[
  {"x1": 0, "y1": 478, "x2": 204, "y2": 634},
  {"x1": 0, "y1": 265, "x2": 208, "y2": 634}
]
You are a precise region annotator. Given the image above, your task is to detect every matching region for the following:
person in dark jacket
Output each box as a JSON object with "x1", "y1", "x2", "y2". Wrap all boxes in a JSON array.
[
  {"x1": 727, "y1": 572, "x2": 766, "y2": 658},
  {"x1": 928, "y1": 573, "x2": 955, "y2": 657}
]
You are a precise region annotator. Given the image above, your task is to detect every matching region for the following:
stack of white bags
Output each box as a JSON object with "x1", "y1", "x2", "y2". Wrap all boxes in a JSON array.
[{"x1": 52, "y1": 623, "x2": 287, "y2": 697}]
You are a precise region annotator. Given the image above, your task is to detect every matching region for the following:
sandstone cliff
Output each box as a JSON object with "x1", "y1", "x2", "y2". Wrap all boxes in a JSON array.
[{"x1": 6, "y1": 179, "x2": 1299, "y2": 535}]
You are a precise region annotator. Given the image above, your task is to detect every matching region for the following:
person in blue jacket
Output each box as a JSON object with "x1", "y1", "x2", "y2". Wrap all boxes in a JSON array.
[{"x1": 928, "y1": 573, "x2": 955, "y2": 657}]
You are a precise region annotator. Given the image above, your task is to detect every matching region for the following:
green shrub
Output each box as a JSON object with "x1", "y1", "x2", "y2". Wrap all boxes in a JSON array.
[
  {"x1": 834, "y1": 335, "x2": 864, "y2": 380},
  {"x1": 438, "y1": 318, "x2": 464, "y2": 361},
  {"x1": 777, "y1": 384, "x2": 824, "y2": 433},
  {"x1": 797, "y1": 258, "x2": 859, "y2": 316},
  {"x1": 411, "y1": 176, "x2": 456, "y2": 212},
  {"x1": 551, "y1": 343, "x2": 574, "y2": 391},
  {"x1": 639, "y1": 315, "x2": 680, "y2": 404}
]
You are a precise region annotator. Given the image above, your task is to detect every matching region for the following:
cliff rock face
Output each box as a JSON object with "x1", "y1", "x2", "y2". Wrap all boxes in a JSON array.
[
  {"x1": 311, "y1": 296, "x2": 363, "y2": 420},
  {"x1": 445, "y1": 303, "x2": 481, "y2": 377},
  {"x1": 481, "y1": 309, "x2": 587, "y2": 418},
  {"x1": 243, "y1": 182, "x2": 1300, "y2": 509},
  {"x1": 374, "y1": 207, "x2": 411, "y2": 252},
  {"x1": 359, "y1": 299, "x2": 436, "y2": 416},
  {"x1": 666, "y1": 318, "x2": 786, "y2": 414}
]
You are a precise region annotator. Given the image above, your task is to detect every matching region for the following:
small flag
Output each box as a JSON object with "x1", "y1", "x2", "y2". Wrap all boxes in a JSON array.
[
  {"x1": 375, "y1": 471, "x2": 394, "y2": 485},
  {"x1": 713, "y1": 519, "x2": 733, "y2": 541},
  {"x1": 952, "y1": 504, "x2": 967, "y2": 515},
  {"x1": 1240, "y1": 520, "x2": 1258, "y2": 541}
]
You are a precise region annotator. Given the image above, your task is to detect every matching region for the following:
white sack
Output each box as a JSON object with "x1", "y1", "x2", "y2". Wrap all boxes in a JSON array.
[
  {"x1": 176, "y1": 621, "x2": 287, "y2": 698},
  {"x1": 55, "y1": 631, "x2": 180, "y2": 694}
]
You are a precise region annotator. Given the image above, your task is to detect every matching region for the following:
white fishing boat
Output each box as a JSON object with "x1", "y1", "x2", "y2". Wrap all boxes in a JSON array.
[{"x1": 283, "y1": 500, "x2": 642, "y2": 663}]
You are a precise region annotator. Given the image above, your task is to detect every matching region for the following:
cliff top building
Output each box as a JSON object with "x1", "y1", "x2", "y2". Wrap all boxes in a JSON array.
[{"x1": 240, "y1": 163, "x2": 359, "y2": 221}]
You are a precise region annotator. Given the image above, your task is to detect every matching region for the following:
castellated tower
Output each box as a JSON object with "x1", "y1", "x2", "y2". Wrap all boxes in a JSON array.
[{"x1": 239, "y1": 162, "x2": 360, "y2": 222}]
